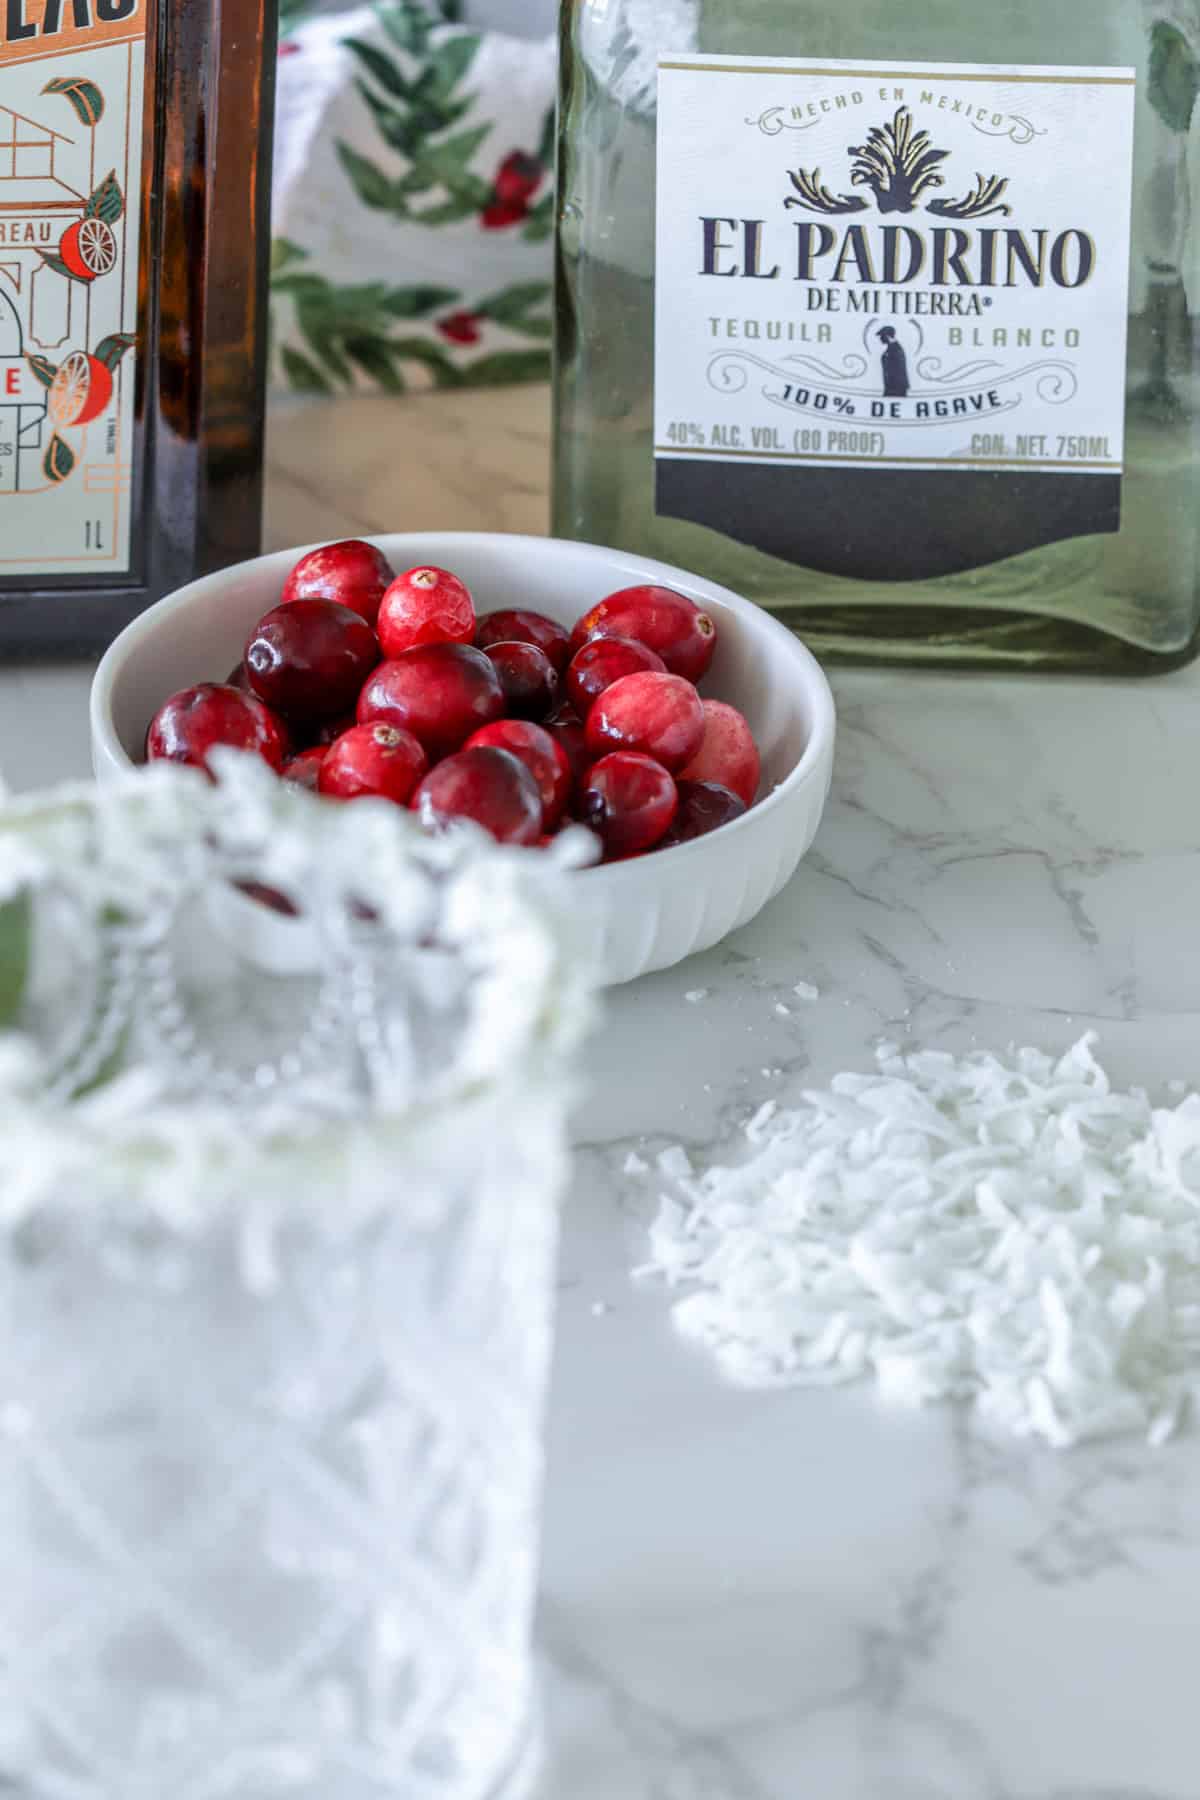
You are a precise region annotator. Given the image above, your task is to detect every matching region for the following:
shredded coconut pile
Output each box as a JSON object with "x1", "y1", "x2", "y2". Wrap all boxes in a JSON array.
[{"x1": 640, "y1": 1037, "x2": 1200, "y2": 1448}]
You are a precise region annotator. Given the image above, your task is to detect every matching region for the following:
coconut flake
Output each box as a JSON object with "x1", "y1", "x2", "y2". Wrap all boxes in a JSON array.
[{"x1": 640, "y1": 1036, "x2": 1200, "y2": 1448}]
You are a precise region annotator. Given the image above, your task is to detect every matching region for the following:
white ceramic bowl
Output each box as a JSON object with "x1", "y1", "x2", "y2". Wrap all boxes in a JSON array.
[{"x1": 91, "y1": 533, "x2": 835, "y2": 984}]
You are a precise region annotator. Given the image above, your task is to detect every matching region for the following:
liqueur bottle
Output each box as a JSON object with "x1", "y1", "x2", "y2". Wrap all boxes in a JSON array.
[
  {"x1": 554, "y1": 1, "x2": 1200, "y2": 670},
  {"x1": 0, "y1": 0, "x2": 276, "y2": 655}
]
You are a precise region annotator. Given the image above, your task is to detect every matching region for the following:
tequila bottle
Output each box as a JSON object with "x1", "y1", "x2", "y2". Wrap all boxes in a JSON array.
[
  {"x1": 0, "y1": 0, "x2": 276, "y2": 655},
  {"x1": 554, "y1": 0, "x2": 1200, "y2": 670}
]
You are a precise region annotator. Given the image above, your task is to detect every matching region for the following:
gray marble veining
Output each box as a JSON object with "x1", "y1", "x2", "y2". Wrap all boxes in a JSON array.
[{"x1": 538, "y1": 661, "x2": 1200, "y2": 1800}]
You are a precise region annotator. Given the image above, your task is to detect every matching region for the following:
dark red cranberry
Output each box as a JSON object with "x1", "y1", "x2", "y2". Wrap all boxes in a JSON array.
[
  {"x1": 585, "y1": 671, "x2": 705, "y2": 773},
  {"x1": 482, "y1": 641, "x2": 560, "y2": 721},
  {"x1": 566, "y1": 635, "x2": 666, "y2": 717},
  {"x1": 245, "y1": 599, "x2": 380, "y2": 722},
  {"x1": 577, "y1": 752, "x2": 678, "y2": 860},
  {"x1": 545, "y1": 716, "x2": 589, "y2": 792},
  {"x1": 299, "y1": 711, "x2": 357, "y2": 749},
  {"x1": 357, "y1": 644, "x2": 505, "y2": 760},
  {"x1": 377, "y1": 565, "x2": 476, "y2": 658},
  {"x1": 476, "y1": 608, "x2": 571, "y2": 673},
  {"x1": 225, "y1": 661, "x2": 253, "y2": 692},
  {"x1": 570, "y1": 585, "x2": 718, "y2": 683},
  {"x1": 281, "y1": 539, "x2": 394, "y2": 626},
  {"x1": 282, "y1": 745, "x2": 329, "y2": 792},
  {"x1": 146, "y1": 683, "x2": 288, "y2": 775},
  {"x1": 414, "y1": 747, "x2": 542, "y2": 845},
  {"x1": 678, "y1": 700, "x2": 761, "y2": 808},
  {"x1": 465, "y1": 719, "x2": 572, "y2": 828},
  {"x1": 660, "y1": 780, "x2": 747, "y2": 846},
  {"x1": 319, "y1": 722, "x2": 428, "y2": 805}
]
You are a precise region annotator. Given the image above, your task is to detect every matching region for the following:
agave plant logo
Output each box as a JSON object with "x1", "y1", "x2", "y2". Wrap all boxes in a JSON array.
[{"x1": 785, "y1": 105, "x2": 1012, "y2": 220}]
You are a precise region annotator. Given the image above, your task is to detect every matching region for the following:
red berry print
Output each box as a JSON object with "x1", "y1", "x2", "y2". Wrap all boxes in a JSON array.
[
  {"x1": 377, "y1": 565, "x2": 476, "y2": 658},
  {"x1": 357, "y1": 643, "x2": 505, "y2": 760},
  {"x1": 319, "y1": 722, "x2": 428, "y2": 806},
  {"x1": 481, "y1": 198, "x2": 528, "y2": 230},
  {"x1": 281, "y1": 539, "x2": 394, "y2": 627},
  {"x1": 414, "y1": 747, "x2": 543, "y2": 845},
  {"x1": 147, "y1": 683, "x2": 288, "y2": 775},
  {"x1": 494, "y1": 150, "x2": 543, "y2": 207},
  {"x1": 436, "y1": 310, "x2": 484, "y2": 345},
  {"x1": 585, "y1": 671, "x2": 705, "y2": 773}
]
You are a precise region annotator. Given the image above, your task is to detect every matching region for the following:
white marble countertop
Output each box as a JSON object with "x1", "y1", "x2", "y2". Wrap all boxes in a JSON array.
[{"x1": 7, "y1": 390, "x2": 1200, "y2": 1800}]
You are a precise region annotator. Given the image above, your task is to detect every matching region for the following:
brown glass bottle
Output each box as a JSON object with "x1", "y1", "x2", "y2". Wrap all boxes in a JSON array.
[{"x1": 0, "y1": 0, "x2": 276, "y2": 656}]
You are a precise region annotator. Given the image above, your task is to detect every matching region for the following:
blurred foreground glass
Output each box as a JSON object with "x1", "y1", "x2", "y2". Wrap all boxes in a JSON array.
[{"x1": 0, "y1": 758, "x2": 592, "y2": 1800}]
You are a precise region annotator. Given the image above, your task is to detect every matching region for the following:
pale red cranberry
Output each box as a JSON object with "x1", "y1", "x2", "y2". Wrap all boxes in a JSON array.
[
  {"x1": 566, "y1": 634, "x2": 666, "y2": 717},
  {"x1": 281, "y1": 539, "x2": 395, "y2": 626},
  {"x1": 476, "y1": 607, "x2": 571, "y2": 672},
  {"x1": 482, "y1": 641, "x2": 559, "y2": 721},
  {"x1": 678, "y1": 699, "x2": 761, "y2": 807},
  {"x1": 377, "y1": 565, "x2": 475, "y2": 657},
  {"x1": 569, "y1": 585, "x2": 717, "y2": 682},
  {"x1": 357, "y1": 644, "x2": 505, "y2": 759},
  {"x1": 465, "y1": 719, "x2": 572, "y2": 827},
  {"x1": 245, "y1": 599, "x2": 379, "y2": 721},
  {"x1": 282, "y1": 745, "x2": 329, "y2": 792},
  {"x1": 660, "y1": 779, "x2": 747, "y2": 846},
  {"x1": 319, "y1": 722, "x2": 428, "y2": 805},
  {"x1": 585, "y1": 671, "x2": 705, "y2": 772},
  {"x1": 577, "y1": 752, "x2": 678, "y2": 859},
  {"x1": 414, "y1": 746, "x2": 542, "y2": 844},
  {"x1": 147, "y1": 683, "x2": 288, "y2": 774}
]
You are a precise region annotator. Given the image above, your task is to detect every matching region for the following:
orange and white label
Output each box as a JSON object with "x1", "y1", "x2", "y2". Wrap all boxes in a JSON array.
[{"x1": 0, "y1": 0, "x2": 145, "y2": 571}]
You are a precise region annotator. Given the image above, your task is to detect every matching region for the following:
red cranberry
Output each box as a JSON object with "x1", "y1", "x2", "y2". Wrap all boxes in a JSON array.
[
  {"x1": 146, "y1": 683, "x2": 288, "y2": 774},
  {"x1": 225, "y1": 661, "x2": 253, "y2": 692},
  {"x1": 660, "y1": 780, "x2": 747, "y2": 846},
  {"x1": 245, "y1": 599, "x2": 380, "y2": 722},
  {"x1": 465, "y1": 719, "x2": 572, "y2": 827},
  {"x1": 577, "y1": 752, "x2": 678, "y2": 860},
  {"x1": 281, "y1": 539, "x2": 394, "y2": 626},
  {"x1": 570, "y1": 585, "x2": 718, "y2": 683},
  {"x1": 585, "y1": 671, "x2": 705, "y2": 773},
  {"x1": 414, "y1": 747, "x2": 542, "y2": 845},
  {"x1": 377, "y1": 565, "x2": 476, "y2": 658},
  {"x1": 482, "y1": 641, "x2": 560, "y2": 721},
  {"x1": 282, "y1": 745, "x2": 329, "y2": 792},
  {"x1": 566, "y1": 635, "x2": 666, "y2": 717},
  {"x1": 678, "y1": 699, "x2": 761, "y2": 808},
  {"x1": 545, "y1": 716, "x2": 589, "y2": 791},
  {"x1": 298, "y1": 711, "x2": 357, "y2": 749},
  {"x1": 476, "y1": 608, "x2": 570, "y2": 672},
  {"x1": 357, "y1": 644, "x2": 505, "y2": 760},
  {"x1": 319, "y1": 722, "x2": 428, "y2": 805}
]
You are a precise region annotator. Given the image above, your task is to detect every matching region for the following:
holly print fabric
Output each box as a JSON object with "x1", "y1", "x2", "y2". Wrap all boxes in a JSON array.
[{"x1": 272, "y1": 0, "x2": 556, "y2": 395}]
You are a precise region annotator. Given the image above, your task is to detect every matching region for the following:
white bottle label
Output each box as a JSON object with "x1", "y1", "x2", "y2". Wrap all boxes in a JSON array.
[
  {"x1": 654, "y1": 55, "x2": 1136, "y2": 581},
  {"x1": 0, "y1": 7, "x2": 146, "y2": 581}
]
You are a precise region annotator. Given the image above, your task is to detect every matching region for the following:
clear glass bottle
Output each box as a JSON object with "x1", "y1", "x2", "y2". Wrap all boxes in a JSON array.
[
  {"x1": 0, "y1": 0, "x2": 276, "y2": 656},
  {"x1": 554, "y1": 1, "x2": 1200, "y2": 671}
]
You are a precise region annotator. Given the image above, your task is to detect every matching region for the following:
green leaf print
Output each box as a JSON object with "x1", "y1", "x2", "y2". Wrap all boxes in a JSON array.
[
  {"x1": 462, "y1": 350, "x2": 552, "y2": 387},
  {"x1": 380, "y1": 285, "x2": 459, "y2": 317},
  {"x1": 280, "y1": 345, "x2": 332, "y2": 394},
  {"x1": 1149, "y1": 21, "x2": 1200, "y2": 132},
  {"x1": 337, "y1": 141, "x2": 408, "y2": 213},
  {"x1": 521, "y1": 193, "x2": 555, "y2": 243},
  {"x1": 271, "y1": 237, "x2": 308, "y2": 275},
  {"x1": 344, "y1": 37, "x2": 415, "y2": 103}
]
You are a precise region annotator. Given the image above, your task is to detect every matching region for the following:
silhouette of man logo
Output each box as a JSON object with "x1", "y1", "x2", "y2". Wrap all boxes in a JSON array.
[{"x1": 878, "y1": 327, "x2": 910, "y2": 398}]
